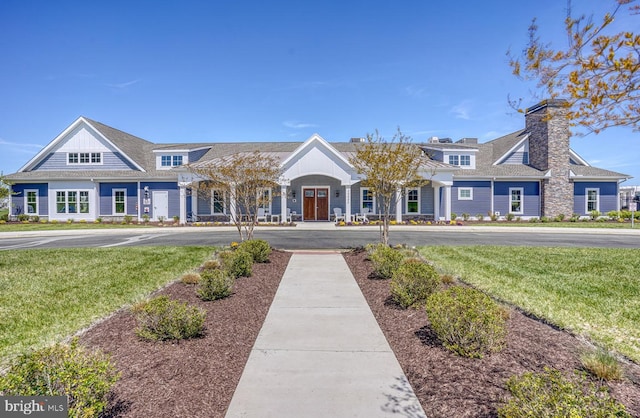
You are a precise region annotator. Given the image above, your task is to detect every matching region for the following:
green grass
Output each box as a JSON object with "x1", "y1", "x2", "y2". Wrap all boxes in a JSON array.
[
  {"x1": 0, "y1": 222, "x2": 160, "y2": 232},
  {"x1": 0, "y1": 246, "x2": 215, "y2": 364},
  {"x1": 467, "y1": 221, "x2": 637, "y2": 229},
  {"x1": 0, "y1": 208, "x2": 8, "y2": 219},
  {"x1": 418, "y1": 246, "x2": 640, "y2": 363}
]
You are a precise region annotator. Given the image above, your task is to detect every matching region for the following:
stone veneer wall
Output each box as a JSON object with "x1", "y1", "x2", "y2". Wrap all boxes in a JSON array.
[{"x1": 525, "y1": 100, "x2": 574, "y2": 217}]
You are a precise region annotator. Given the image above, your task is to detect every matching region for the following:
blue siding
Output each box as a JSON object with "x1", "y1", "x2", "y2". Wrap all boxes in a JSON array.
[
  {"x1": 32, "y1": 151, "x2": 139, "y2": 170},
  {"x1": 11, "y1": 183, "x2": 49, "y2": 216},
  {"x1": 188, "y1": 148, "x2": 210, "y2": 163},
  {"x1": 573, "y1": 182, "x2": 618, "y2": 215},
  {"x1": 494, "y1": 181, "x2": 540, "y2": 217},
  {"x1": 99, "y1": 183, "x2": 138, "y2": 215},
  {"x1": 452, "y1": 181, "x2": 491, "y2": 216},
  {"x1": 140, "y1": 182, "x2": 179, "y2": 219},
  {"x1": 502, "y1": 152, "x2": 527, "y2": 164}
]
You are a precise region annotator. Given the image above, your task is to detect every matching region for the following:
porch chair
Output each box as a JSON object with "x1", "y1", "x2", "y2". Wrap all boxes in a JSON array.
[
  {"x1": 256, "y1": 208, "x2": 268, "y2": 223},
  {"x1": 286, "y1": 208, "x2": 293, "y2": 223},
  {"x1": 333, "y1": 207, "x2": 346, "y2": 224},
  {"x1": 356, "y1": 207, "x2": 370, "y2": 223}
]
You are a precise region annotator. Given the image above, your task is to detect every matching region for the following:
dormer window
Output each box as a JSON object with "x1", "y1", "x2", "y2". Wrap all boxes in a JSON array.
[
  {"x1": 448, "y1": 154, "x2": 471, "y2": 166},
  {"x1": 449, "y1": 155, "x2": 459, "y2": 165},
  {"x1": 68, "y1": 152, "x2": 101, "y2": 165},
  {"x1": 460, "y1": 155, "x2": 470, "y2": 166},
  {"x1": 161, "y1": 155, "x2": 183, "y2": 167}
]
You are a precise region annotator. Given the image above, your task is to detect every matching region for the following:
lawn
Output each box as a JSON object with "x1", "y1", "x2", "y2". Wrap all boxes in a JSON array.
[
  {"x1": 418, "y1": 246, "x2": 640, "y2": 363},
  {"x1": 0, "y1": 222, "x2": 159, "y2": 232},
  {"x1": 0, "y1": 246, "x2": 215, "y2": 364}
]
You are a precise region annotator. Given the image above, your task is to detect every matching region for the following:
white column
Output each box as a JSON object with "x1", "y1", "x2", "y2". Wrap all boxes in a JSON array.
[
  {"x1": 345, "y1": 185, "x2": 352, "y2": 222},
  {"x1": 395, "y1": 188, "x2": 403, "y2": 223},
  {"x1": 178, "y1": 183, "x2": 188, "y2": 225},
  {"x1": 443, "y1": 184, "x2": 452, "y2": 221},
  {"x1": 433, "y1": 184, "x2": 441, "y2": 221},
  {"x1": 229, "y1": 184, "x2": 237, "y2": 224},
  {"x1": 280, "y1": 184, "x2": 288, "y2": 223},
  {"x1": 191, "y1": 185, "x2": 198, "y2": 221}
]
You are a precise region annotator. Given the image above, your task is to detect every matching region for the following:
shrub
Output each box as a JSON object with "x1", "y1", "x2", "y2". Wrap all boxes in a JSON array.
[
  {"x1": 142, "y1": 214, "x2": 150, "y2": 223},
  {"x1": 505, "y1": 213, "x2": 515, "y2": 221},
  {"x1": 498, "y1": 368, "x2": 630, "y2": 418},
  {"x1": 123, "y1": 214, "x2": 133, "y2": 224},
  {"x1": 528, "y1": 217, "x2": 539, "y2": 223},
  {"x1": 201, "y1": 259, "x2": 221, "y2": 271},
  {"x1": 606, "y1": 210, "x2": 620, "y2": 221},
  {"x1": 461, "y1": 213, "x2": 470, "y2": 221},
  {"x1": 219, "y1": 249, "x2": 253, "y2": 278},
  {"x1": 0, "y1": 338, "x2": 120, "y2": 418},
  {"x1": 554, "y1": 213, "x2": 566, "y2": 222},
  {"x1": 17, "y1": 213, "x2": 29, "y2": 221},
  {"x1": 540, "y1": 216, "x2": 550, "y2": 223},
  {"x1": 367, "y1": 243, "x2": 405, "y2": 279},
  {"x1": 488, "y1": 211, "x2": 498, "y2": 221},
  {"x1": 590, "y1": 210, "x2": 601, "y2": 220},
  {"x1": 450, "y1": 212, "x2": 457, "y2": 221},
  {"x1": 426, "y1": 286, "x2": 507, "y2": 358},
  {"x1": 440, "y1": 274, "x2": 456, "y2": 285},
  {"x1": 198, "y1": 269, "x2": 234, "y2": 301},
  {"x1": 0, "y1": 213, "x2": 8, "y2": 222},
  {"x1": 238, "y1": 239, "x2": 271, "y2": 263},
  {"x1": 580, "y1": 349, "x2": 624, "y2": 381},
  {"x1": 132, "y1": 296, "x2": 205, "y2": 341},
  {"x1": 29, "y1": 215, "x2": 39, "y2": 222},
  {"x1": 181, "y1": 272, "x2": 201, "y2": 285},
  {"x1": 475, "y1": 213, "x2": 484, "y2": 221},
  {"x1": 390, "y1": 259, "x2": 440, "y2": 308}
]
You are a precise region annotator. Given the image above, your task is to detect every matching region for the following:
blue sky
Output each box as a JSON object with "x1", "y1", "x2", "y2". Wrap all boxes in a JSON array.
[{"x1": 1, "y1": 0, "x2": 638, "y2": 183}]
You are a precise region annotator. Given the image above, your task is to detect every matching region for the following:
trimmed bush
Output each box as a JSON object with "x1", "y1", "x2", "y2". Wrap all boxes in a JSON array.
[
  {"x1": 426, "y1": 286, "x2": 507, "y2": 358},
  {"x1": 132, "y1": 296, "x2": 205, "y2": 341},
  {"x1": 580, "y1": 348, "x2": 624, "y2": 381},
  {"x1": 367, "y1": 243, "x2": 405, "y2": 279},
  {"x1": 201, "y1": 259, "x2": 221, "y2": 271},
  {"x1": 181, "y1": 272, "x2": 201, "y2": 285},
  {"x1": 0, "y1": 338, "x2": 120, "y2": 418},
  {"x1": 219, "y1": 249, "x2": 253, "y2": 278},
  {"x1": 498, "y1": 367, "x2": 630, "y2": 417},
  {"x1": 238, "y1": 239, "x2": 271, "y2": 263},
  {"x1": 198, "y1": 269, "x2": 234, "y2": 301},
  {"x1": 390, "y1": 258, "x2": 440, "y2": 308}
]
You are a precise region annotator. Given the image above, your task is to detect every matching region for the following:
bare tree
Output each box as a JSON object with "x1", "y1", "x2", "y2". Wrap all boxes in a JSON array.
[
  {"x1": 509, "y1": 0, "x2": 639, "y2": 134},
  {"x1": 349, "y1": 129, "x2": 430, "y2": 245},
  {"x1": 188, "y1": 152, "x2": 283, "y2": 241}
]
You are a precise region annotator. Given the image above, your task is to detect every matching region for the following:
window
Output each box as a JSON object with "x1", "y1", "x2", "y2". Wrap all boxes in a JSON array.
[
  {"x1": 523, "y1": 152, "x2": 529, "y2": 165},
  {"x1": 161, "y1": 155, "x2": 183, "y2": 167},
  {"x1": 458, "y1": 187, "x2": 473, "y2": 200},
  {"x1": 25, "y1": 190, "x2": 38, "y2": 214},
  {"x1": 586, "y1": 188, "x2": 599, "y2": 212},
  {"x1": 212, "y1": 190, "x2": 225, "y2": 214},
  {"x1": 172, "y1": 155, "x2": 183, "y2": 166},
  {"x1": 510, "y1": 188, "x2": 523, "y2": 214},
  {"x1": 406, "y1": 188, "x2": 419, "y2": 213},
  {"x1": 56, "y1": 190, "x2": 90, "y2": 214},
  {"x1": 258, "y1": 188, "x2": 272, "y2": 212},
  {"x1": 113, "y1": 190, "x2": 126, "y2": 214},
  {"x1": 161, "y1": 155, "x2": 172, "y2": 167},
  {"x1": 448, "y1": 155, "x2": 459, "y2": 165},
  {"x1": 68, "y1": 152, "x2": 101, "y2": 165},
  {"x1": 459, "y1": 155, "x2": 470, "y2": 166},
  {"x1": 361, "y1": 188, "x2": 375, "y2": 212}
]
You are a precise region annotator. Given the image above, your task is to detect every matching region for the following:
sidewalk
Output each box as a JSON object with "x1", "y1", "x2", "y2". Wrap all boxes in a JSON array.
[{"x1": 225, "y1": 252, "x2": 426, "y2": 418}]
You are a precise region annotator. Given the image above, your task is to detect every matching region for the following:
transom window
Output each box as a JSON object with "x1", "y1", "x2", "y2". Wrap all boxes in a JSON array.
[
  {"x1": 458, "y1": 187, "x2": 473, "y2": 200},
  {"x1": 406, "y1": 188, "x2": 419, "y2": 213},
  {"x1": 56, "y1": 190, "x2": 89, "y2": 214},
  {"x1": 586, "y1": 188, "x2": 599, "y2": 212},
  {"x1": 25, "y1": 190, "x2": 38, "y2": 214},
  {"x1": 361, "y1": 188, "x2": 375, "y2": 212},
  {"x1": 68, "y1": 152, "x2": 101, "y2": 164},
  {"x1": 113, "y1": 190, "x2": 126, "y2": 214},
  {"x1": 510, "y1": 188, "x2": 523, "y2": 214}
]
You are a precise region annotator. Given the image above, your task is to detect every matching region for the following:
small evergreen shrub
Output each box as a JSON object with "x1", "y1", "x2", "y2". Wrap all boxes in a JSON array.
[
  {"x1": 475, "y1": 213, "x2": 484, "y2": 221},
  {"x1": 367, "y1": 243, "x2": 405, "y2": 279},
  {"x1": 590, "y1": 210, "x2": 601, "y2": 220},
  {"x1": 17, "y1": 213, "x2": 29, "y2": 221},
  {"x1": 219, "y1": 249, "x2": 253, "y2": 278},
  {"x1": 0, "y1": 338, "x2": 120, "y2": 418},
  {"x1": 461, "y1": 213, "x2": 470, "y2": 221},
  {"x1": 390, "y1": 258, "x2": 440, "y2": 308},
  {"x1": 498, "y1": 368, "x2": 630, "y2": 418},
  {"x1": 181, "y1": 272, "x2": 201, "y2": 285},
  {"x1": 201, "y1": 259, "x2": 221, "y2": 271},
  {"x1": 580, "y1": 349, "x2": 624, "y2": 381},
  {"x1": 505, "y1": 213, "x2": 515, "y2": 221},
  {"x1": 29, "y1": 215, "x2": 39, "y2": 222},
  {"x1": 528, "y1": 217, "x2": 539, "y2": 223},
  {"x1": 0, "y1": 213, "x2": 8, "y2": 222},
  {"x1": 198, "y1": 269, "x2": 234, "y2": 301},
  {"x1": 238, "y1": 239, "x2": 271, "y2": 263},
  {"x1": 132, "y1": 296, "x2": 205, "y2": 341},
  {"x1": 426, "y1": 286, "x2": 507, "y2": 358}
]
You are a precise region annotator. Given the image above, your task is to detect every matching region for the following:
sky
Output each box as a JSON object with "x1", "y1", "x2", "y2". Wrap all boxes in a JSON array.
[{"x1": 1, "y1": 0, "x2": 638, "y2": 184}]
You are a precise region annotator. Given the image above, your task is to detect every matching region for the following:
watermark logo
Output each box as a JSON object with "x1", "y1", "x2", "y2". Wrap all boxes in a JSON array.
[{"x1": 0, "y1": 396, "x2": 67, "y2": 418}]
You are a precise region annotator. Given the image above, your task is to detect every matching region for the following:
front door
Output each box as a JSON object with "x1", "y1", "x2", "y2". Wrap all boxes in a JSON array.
[
  {"x1": 302, "y1": 188, "x2": 329, "y2": 221},
  {"x1": 152, "y1": 191, "x2": 169, "y2": 221}
]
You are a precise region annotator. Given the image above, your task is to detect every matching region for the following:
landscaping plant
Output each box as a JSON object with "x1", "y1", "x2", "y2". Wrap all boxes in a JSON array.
[
  {"x1": 580, "y1": 348, "x2": 624, "y2": 382},
  {"x1": 390, "y1": 258, "x2": 440, "y2": 308},
  {"x1": 198, "y1": 269, "x2": 234, "y2": 301},
  {"x1": 219, "y1": 249, "x2": 253, "y2": 278},
  {"x1": 238, "y1": 239, "x2": 271, "y2": 263},
  {"x1": 367, "y1": 243, "x2": 405, "y2": 279},
  {"x1": 132, "y1": 296, "x2": 205, "y2": 341}
]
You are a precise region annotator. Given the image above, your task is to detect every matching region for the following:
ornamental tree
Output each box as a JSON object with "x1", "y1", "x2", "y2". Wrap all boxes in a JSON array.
[
  {"x1": 188, "y1": 152, "x2": 283, "y2": 241},
  {"x1": 509, "y1": 0, "x2": 639, "y2": 134},
  {"x1": 349, "y1": 129, "x2": 430, "y2": 245}
]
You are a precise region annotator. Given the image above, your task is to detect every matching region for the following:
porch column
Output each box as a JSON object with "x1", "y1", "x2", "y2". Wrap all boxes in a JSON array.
[
  {"x1": 191, "y1": 185, "x2": 198, "y2": 221},
  {"x1": 443, "y1": 184, "x2": 452, "y2": 221},
  {"x1": 229, "y1": 184, "x2": 237, "y2": 224},
  {"x1": 345, "y1": 185, "x2": 352, "y2": 222},
  {"x1": 178, "y1": 182, "x2": 188, "y2": 225},
  {"x1": 395, "y1": 188, "x2": 402, "y2": 223},
  {"x1": 280, "y1": 184, "x2": 288, "y2": 223},
  {"x1": 433, "y1": 184, "x2": 441, "y2": 220}
]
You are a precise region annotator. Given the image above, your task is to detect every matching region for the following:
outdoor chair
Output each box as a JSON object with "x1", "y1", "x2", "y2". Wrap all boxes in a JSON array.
[
  {"x1": 333, "y1": 207, "x2": 346, "y2": 223},
  {"x1": 356, "y1": 207, "x2": 370, "y2": 223}
]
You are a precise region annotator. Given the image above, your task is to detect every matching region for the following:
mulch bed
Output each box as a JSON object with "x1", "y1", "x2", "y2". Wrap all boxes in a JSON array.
[
  {"x1": 343, "y1": 248, "x2": 640, "y2": 418},
  {"x1": 80, "y1": 250, "x2": 291, "y2": 418}
]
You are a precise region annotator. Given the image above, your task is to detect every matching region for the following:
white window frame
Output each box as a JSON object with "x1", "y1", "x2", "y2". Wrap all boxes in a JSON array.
[
  {"x1": 172, "y1": 155, "x2": 183, "y2": 166},
  {"x1": 258, "y1": 188, "x2": 272, "y2": 213},
  {"x1": 523, "y1": 151, "x2": 529, "y2": 165},
  {"x1": 161, "y1": 155, "x2": 172, "y2": 167},
  {"x1": 586, "y1": 188, "x2": 600, "y2": 213},
  {"x1": 361, "y1": 187, "x2": 376, "y2": 212},
  {"x1": 459, "y1": 155, "x2": 471, "y2": 166},
  {"x1": 405, "y1": 187, "x2": 420, "y2": 214},
  {"x1": 113, "y1": 189, "x2": 127, "y2": 215},
  {"x1": 509, "y1": 187, "x2": 524, "y2": 214},
  {"x1": 211, "y1": 190, "x2": 226, "y2": 214},
  {"x1": 67, "y1": 152, "x2": 102, "y2": 165},
  {"x1": 448, "y1": 155, "x2": 459, "y2": 165},
  {"x1": 458, "y1": 187, "x2": 473, "y2": 200},
  {"x1": 25, "y1": 189, "x2": 38, "y2": 215},
  {"x1": 56, "y1": 190, "x2": 90, "y2": 214}
]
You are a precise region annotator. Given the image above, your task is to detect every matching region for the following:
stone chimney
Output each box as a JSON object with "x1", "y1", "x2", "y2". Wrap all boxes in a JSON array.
[{"x1": 525, "y1": 99, "x2": 573, "y2": 218}]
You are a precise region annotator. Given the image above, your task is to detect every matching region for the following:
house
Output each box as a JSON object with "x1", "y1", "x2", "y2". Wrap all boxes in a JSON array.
[{"x1": 6, "y1": 100, "x2": 630, "y2": 223}]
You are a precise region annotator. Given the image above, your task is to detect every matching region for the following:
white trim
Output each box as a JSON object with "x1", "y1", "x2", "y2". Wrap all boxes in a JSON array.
[
  {"x1": 24, "y1": 189, "x2": 39, "y2": 215},
  {"x1": 360, "y1": 187, "x2": 376, "y2": 213},
  {"x1": 112, "y1": 188, "x2": 127, "y2": 215},
  {"x1": 493, "y1": 134, "x2": 529, "y2": 165},
  {"x1": 212, "y1": 190, "x2": 226, "y2": 214},
  {"x1": 405, "y1": 187, "x2": 420, "y2": 214},
  {"x1": 509, "y1": 187, "x2": 524, "y2": 214},
  {"x1": 586, "y1": 188, "x2": 600, "y2": 213},
  {"x1": 281, "y1": 133, "x2": 353, "y2": 168},
  {"x1": 458, "y1": 187, "x2": 473, "y2": 200}
]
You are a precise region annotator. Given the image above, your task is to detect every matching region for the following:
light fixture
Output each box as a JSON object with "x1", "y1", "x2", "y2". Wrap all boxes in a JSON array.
[
  {"x1": 291, "y1": 191, "x2": 296, "y2": 199},
  {"x1": 335, "y1": 190, "x2": 340, "y2": 198}
]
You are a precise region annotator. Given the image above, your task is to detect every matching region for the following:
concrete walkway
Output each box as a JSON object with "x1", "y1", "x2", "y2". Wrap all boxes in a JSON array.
[{"x1": 225, "y1": 252, "x2": 426, "y2": 418}]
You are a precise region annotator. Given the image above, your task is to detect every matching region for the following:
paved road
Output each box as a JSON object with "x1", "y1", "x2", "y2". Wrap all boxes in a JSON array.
[{"x1": 1, "y1": 226, "x2": 639, "y2": 250}]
